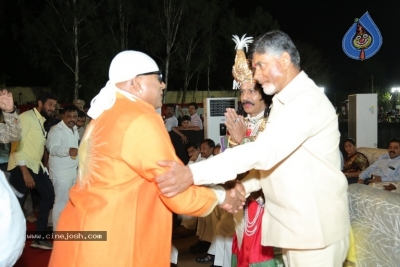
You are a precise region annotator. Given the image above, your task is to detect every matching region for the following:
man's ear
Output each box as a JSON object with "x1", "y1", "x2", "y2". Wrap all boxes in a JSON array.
[
  {"x1": 131, "y1": 78, "x2": 142, "y2": 92},
  {"x1": 280, "y1": 52, "x2": 292, "y2": 70}
]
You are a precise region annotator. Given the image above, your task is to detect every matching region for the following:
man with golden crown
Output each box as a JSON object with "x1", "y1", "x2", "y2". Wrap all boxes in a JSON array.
[
  {"x1": 228, "y1": 34, "x2": 275, "y2": 267},
  {"x1": 157, "y1": 30, "x2": 350, "y2": 267},
  {"x1": 195, "y1": 34, "x2": 276, "y2": 267}
]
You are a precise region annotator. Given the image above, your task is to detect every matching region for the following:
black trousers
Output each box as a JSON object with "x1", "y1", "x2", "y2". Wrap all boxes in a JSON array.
[{"x1": 9, "y1": 166, "x2": 55, "y2": 236}]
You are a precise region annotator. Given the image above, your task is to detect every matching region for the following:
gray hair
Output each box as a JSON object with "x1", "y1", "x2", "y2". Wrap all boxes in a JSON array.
[{"x1": 249, "y1": 30, "x2": 301, "y2": 70}]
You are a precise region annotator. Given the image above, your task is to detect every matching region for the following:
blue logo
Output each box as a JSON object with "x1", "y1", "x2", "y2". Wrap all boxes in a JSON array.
[{"x1": 342, "y1": 12, "x2": 382, "y2": 61}]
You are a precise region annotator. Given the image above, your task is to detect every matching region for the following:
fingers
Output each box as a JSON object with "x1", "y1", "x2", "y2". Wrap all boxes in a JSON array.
[
  {"x1": 25, "y1": 181, "x2": 35, "y2": 189},
  {"x1": 156, "y1": 161, "x2": 193, "y2": 197},
  {"x1": 155, "y1": 172, "x2": 169, "y2": 184},
  {"x1": 157, "y1": 160, "x2": 175, "y2": 168},
  {"x1": 158, "y1": 185, "x2": 176, "y2": 197},
  {"x1": 222, "y1": 187, "x2": 245, "y2": 213},
  {"x1": 224, "y1": 109, "x2": 237, "y2": 124},
  {"x1": 155, "y1": 162, "x2": 177, "y2": 190},
  {"x1": 235, "y1": 182, "x2": 246, "y2": 196},
  {"x1": 157, "y1": 177, "x2": 187, "y2": 197},
  {"x1": 156, "y1": 173, "x2": 176, "y2": 194}
]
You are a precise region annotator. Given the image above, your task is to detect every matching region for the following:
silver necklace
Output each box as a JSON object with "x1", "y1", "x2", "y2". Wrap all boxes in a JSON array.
[{"x1": 244, "y1": 201, "x2": 264, "y2": 236}]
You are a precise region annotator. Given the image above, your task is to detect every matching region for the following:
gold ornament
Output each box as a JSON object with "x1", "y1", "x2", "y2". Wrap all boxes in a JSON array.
[{"x1": 232, "y1": 34, "x2": 254, "y2": 89}]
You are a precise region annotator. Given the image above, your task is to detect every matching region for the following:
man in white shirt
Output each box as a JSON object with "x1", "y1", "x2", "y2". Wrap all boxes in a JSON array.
[
  {"x1": 358, "y1": 138, "x2": 400, "y2": 183},
  {"x1": 156, "y1": 30, "x2": 349, "y2": 267},
  {"x1": 46, "y1": 105, "x2": 80, "y2": 230},
  {"x1": 187, "y1": 142, "x2": 203, "y2": 164},
  {"x1": 189, "y1": 139, "x2": 216, "y2": 254},
  {"x1": 200, "y1": 139, "x2": 214, "y2": 160},
  {"x1": 164, "y1": 104, "x2": 178, "y2": 132}
]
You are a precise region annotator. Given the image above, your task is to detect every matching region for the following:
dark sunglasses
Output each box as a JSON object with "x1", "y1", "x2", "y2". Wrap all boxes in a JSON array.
[{"x1": 137, "y1": 70, "x2": 163, "y2": 83}]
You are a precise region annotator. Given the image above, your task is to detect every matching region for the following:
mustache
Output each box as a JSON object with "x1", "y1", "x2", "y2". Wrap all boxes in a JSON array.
[
  {"x1": 389, "y1": 151, "x2": 396, "y2": 154},
  {"x1": 242, "y1": 100, "x2": 254, "y2": 106}
]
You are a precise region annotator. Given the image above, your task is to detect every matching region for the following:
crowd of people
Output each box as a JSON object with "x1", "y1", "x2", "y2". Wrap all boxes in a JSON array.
[{"x1": 1, "y1": 29, "x2": 399, "y2": 267}]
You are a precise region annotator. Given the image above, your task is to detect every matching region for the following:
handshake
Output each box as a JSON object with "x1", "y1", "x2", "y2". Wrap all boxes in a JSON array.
[{"x1": 219, "y1": 180, "x2": 246, "y2": 213}]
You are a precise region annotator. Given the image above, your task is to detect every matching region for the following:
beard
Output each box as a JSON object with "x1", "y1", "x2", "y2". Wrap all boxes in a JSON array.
[
  {"x1": 40, "y1": 108, "x2": 53, "y2": 120},
  {"x1": 262, "y1": 65, "x2": 283, "y2": 95},
  {"x1": 262, "y1": 83, "x2": 277, "y2": 95}
]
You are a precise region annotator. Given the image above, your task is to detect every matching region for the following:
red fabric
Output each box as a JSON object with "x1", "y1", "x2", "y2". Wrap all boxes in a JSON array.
[
  {"x1": 232, "y1": 200, "x2": 274, "y2": 267},
  {"x1": 13, "y1": 221, "x2": 51, "y2": 267}
]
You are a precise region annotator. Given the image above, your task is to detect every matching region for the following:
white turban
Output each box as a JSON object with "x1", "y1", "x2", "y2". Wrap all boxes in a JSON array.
[{"x1": 88, "y1": 50, "x2": 159, "y2": 119}]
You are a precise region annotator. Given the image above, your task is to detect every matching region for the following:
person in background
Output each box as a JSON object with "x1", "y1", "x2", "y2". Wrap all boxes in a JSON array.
[
  {"x1": 0, "y1": 89, "x2": 24, "y2": 267},
  {"x1": 177, "y1": 102, "x2": 203, "y2": 130},
  {"x1": 76, "y1": 110, "x2": 86, "y2": 141},
  {"x1": 164, "y1": 104, "x2": 178, "y2": 132},
  {"x1": 200, "y1": 139, "x2": 215, "y2": 160},
  {"x1": 0, "y1": 110, "x2": 13, "y2": 172},
  {"x1": 171, "y1": 115, "x2": 192, "y2": 144},
  {"x1": 189, "y1": 138, "x2": 217, "y2": 255},
  {"x1": 44, "y1": 103, "x2": 62, "y2": 133},
  {"x1": 0, "y1": 89, "x2": 21, "y2": 144},
  {"x1": 73, "y1": 99, "x2": 85, "y2": 111},
  {"x1": 46, "y1": 105, "x2": 80, "y2": 230},
  {"x1": 177, "y1": 115, "x2": 192, "y2": 129},
  {"x1": 342, "y1": 138, "x2": 369, "y2": 184},
  {"x1": 8, "y1": 92, "x2": 57, "y2": 250},
  {"x1": 83, "y1": 103, "x2": 91, "y2": 127},
  {"x1": 358, "y1": 138, "x2": 400, "y2": 184},
  {"x1": 187, "y1": 142, "x2": 203, "y2": 164},
  {"x1": 213, "y1": 144, "x2": 221, "y2": 156},
  {"x1": 172, "y1": 141, "x2": 204, "y2": 240}
]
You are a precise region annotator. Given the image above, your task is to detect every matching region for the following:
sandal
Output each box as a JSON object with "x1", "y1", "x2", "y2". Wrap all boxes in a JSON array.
[{"x1": 195, "y1": 254, "x2": 215, "y2": 264}]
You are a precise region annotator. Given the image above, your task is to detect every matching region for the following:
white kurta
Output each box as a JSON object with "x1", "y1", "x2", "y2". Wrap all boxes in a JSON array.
[
  {"x1": 189, "y1": 71, "x2": 350, "y2": 249},
  {"x1": 46, "y1": 121, "x2": 79, "y2": 180},
  {"x1": 0, "y1": 171, "x2": 25, "y2": 267}
]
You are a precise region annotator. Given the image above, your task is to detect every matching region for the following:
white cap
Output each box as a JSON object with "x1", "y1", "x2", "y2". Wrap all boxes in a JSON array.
[
  {"x1": 88, "y1": 50, "x2": 158, "y2": 120},
  {"x1": 109, "y1": 50, "x2": 159, "y2": 83}
]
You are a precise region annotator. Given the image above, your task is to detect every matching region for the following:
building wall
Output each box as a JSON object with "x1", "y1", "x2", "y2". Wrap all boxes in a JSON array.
[
  {"x1": 7, "y1": 86, "x2": 52, "y2": 105},
  {"x1": 164, "y1": 90, "x2": 238, "y2": 104}
]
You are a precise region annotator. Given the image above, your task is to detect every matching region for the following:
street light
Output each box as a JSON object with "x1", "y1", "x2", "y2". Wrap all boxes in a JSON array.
[
  {"x1": 391, "y1": 87, "x2": 400, "y2": 93},
  {"x1": 391, "y1": 87, "x2": 400, "y2": 111}
]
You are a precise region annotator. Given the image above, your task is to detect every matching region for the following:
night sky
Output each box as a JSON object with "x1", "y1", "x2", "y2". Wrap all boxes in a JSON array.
[
  {"x1": 256, "y1": 0, "x2": 400, "y2": 95},
  {"x1": 1, "y1": 0, "x2": 399, "y2": 99}
]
